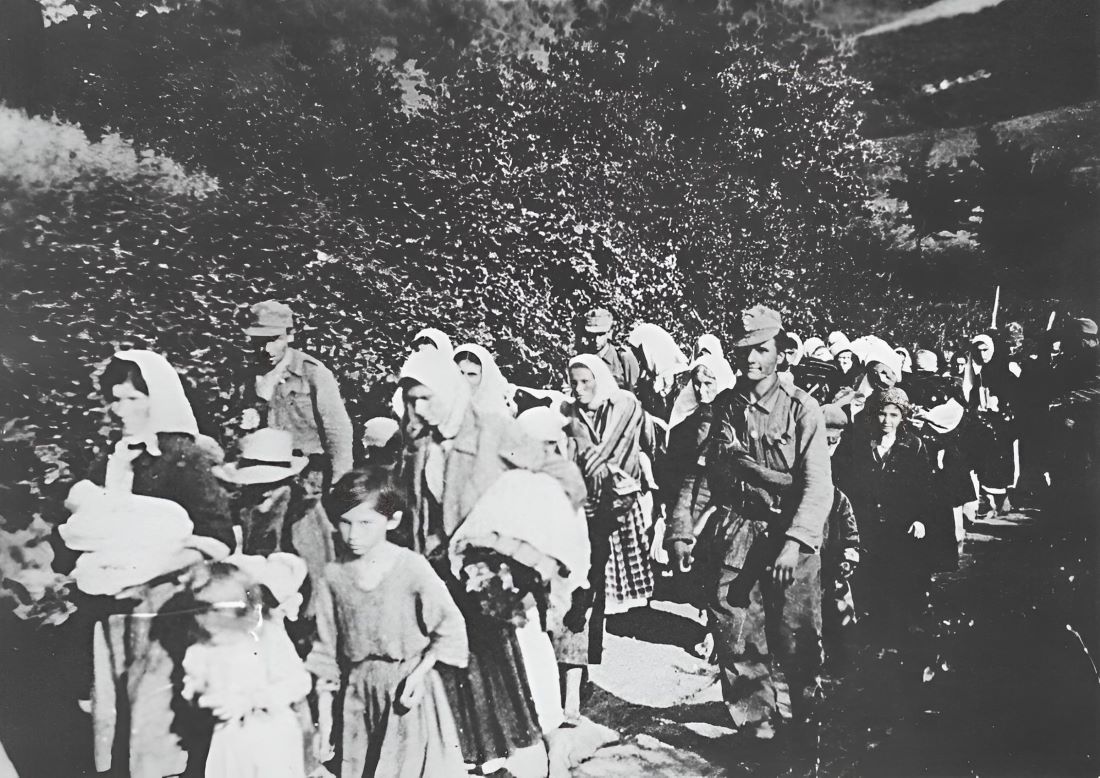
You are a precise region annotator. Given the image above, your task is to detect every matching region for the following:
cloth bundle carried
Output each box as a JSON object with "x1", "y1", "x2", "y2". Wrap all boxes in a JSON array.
[
  {"x1": 61, "y1": 482, "x2": 228, "y2": 595},
  {"x1": 449, "y1": 470, "x2": 591, "y2": 611}
]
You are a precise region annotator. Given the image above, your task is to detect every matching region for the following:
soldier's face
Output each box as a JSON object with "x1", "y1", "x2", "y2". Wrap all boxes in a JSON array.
[
  {"x1": 735, "y1": 339, "x2": 779, "y2": 383},
  {"x1": 250, "y1": 333, "x2": 290, "y2": 368},
  {"x1": 579, "y1": 331, "x2": 610, "y2": 354}
]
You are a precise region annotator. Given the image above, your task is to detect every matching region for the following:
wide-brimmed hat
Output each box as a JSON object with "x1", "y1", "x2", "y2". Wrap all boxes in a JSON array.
[
  {"x1": 214, "y1": 429, "x2": 308, "y2": 486},
  {"x1": 244, "y1": 300, "x2": 294, "y2": 337},
  {"x1": 732, "y1": 305, "x2": 783, "y2": 348}
]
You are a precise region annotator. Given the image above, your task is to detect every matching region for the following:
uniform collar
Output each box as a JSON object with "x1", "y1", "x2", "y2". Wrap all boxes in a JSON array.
[
  {"x1": 284, "y1": 348, "x2": 306, "y2": 377},
  {"x1": 738, "y1": 374, "x2": 785, "y2": 413}
]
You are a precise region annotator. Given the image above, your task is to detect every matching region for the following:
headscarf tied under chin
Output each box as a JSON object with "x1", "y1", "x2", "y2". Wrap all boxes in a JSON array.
[
  {"x1": 412, "y1": 327, "x2": 454, "y2": 359},
  {"x1": 453, "y1": 343, "x2": 511, "y2": 414},
  {"x1": 104, "y1": 350, "x2": 200, "y2": 492},
  {"x1": 627, "y1": 323, "x2": 690, "y2": 394},
  {"x1": 399, "y1": 349, "x2": 471, "y2": 441},
  {"x1": 568, "y1": 354, "x2": 618, "y2": 409},
  {"x1": 668, "y1": 353, "x2": 736, "y2": 429},
  {"x1": 785, "y1": 332, "x2": 804, "y2": 366}
]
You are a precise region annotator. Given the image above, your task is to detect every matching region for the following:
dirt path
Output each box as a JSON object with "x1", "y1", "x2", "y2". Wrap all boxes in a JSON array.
[{"x1": 572, "y1": 505, "x2": 1098, "y2": 776}]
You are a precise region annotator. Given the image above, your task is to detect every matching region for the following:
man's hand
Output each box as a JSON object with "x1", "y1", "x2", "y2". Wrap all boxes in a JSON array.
[
  {"x1": 670, "y1": 540, "x2": 693, "y2": 573},
  {"x1": 772, "y1": 539, "x2": 802, "y2": 587}
]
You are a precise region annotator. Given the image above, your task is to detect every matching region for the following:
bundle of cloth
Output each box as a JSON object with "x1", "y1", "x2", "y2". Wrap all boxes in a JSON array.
[
  {"x1": 60, "y1": 483, "x2": 228, "y2": 596},
  {"x1": 449, "y1": 469, "x2": 591, "y2": 614}
]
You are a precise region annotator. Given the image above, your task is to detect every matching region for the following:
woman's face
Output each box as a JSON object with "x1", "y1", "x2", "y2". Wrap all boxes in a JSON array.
[
  {"x1": 569, "y1": 366, "x2": 598, "y2": 406},
  {"x1": 877, "y1": 404, "x2": 904, "y2": 436},
  {"x1": 338, "y1": 504, "x2": 393, "y2": 558},
  {"x1": 413, "y1": 338, "x2": 436, "y2": 354},
  {"x1": 456, "y1": 359, "x2": 482, "y2": 389},
  {"x1": 111, "y1": 381, "x2": 152, "y2": 437},
  {"x1": 404, "y1": 382, "x2": 446, "y2": 428},
  {"x1": 692, "y1": 366, "x2": 720, "y2": 404},
  {"x1": 837, "y1": 351, "x2": 853, "y2": 373},
  {"x1": 868, "y1": 362, "x2": 897, "y2": 389},
  {"x1": 973, "y1": 340, "x2": 995, "y2": 365}
]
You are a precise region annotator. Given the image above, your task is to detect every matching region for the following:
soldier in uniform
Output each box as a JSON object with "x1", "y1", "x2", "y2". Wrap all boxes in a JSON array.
[
  {"x1": 241, "y1": 300, "x2": 353, "y2": 494},
  {"x1": 670, "y1": 305, "x2": 832, "y2": 748},
  {"x1": 577, "y1": 307, "x2": 641, "y2": 392}
]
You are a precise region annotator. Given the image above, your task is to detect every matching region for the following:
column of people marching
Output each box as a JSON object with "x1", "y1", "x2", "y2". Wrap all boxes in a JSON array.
[{"x1": 46, "y1": 298, "x2": 1100, "y2": 778}]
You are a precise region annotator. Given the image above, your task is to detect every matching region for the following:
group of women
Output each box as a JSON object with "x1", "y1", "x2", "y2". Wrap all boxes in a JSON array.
[{"x1": 48, "y1": 314, "x2": 1021, "y2": 778}]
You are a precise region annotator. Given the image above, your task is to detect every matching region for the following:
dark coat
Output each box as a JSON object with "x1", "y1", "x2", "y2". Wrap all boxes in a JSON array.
[{"x1": 87, "y1": 432, "x2": 235, "y2": 551}]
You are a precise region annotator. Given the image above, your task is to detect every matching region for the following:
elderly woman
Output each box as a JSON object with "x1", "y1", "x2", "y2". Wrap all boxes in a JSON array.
[
  {"x1": 397, "y1": 349, "x2": 585, "y2": 772},
  {"x1": 832, "y1": 388, "x2": 934, "y2": 651},
  {"x1": 562, "y1": 355, "x2": 656, "y2": 616},
  {"x1": 453, "y1": 342, "x2": 513, "y2": 415}
]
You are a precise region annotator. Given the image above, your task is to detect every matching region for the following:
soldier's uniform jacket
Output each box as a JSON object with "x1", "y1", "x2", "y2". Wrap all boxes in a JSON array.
[
  {"x1": 706, "y1": 378, "x2": 833, "y2": 553},
  {"x1": 261, "y1": 348, "x2": 353, "y2": 482},
  {"x1": 598, "y1": 342, "x2": 641, "y2": 393}
]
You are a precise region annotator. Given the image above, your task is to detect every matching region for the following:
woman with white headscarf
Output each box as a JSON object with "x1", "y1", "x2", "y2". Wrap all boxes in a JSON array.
[
  {"x1": 67, "y1": 350, "x2": 233, "y2": 778},
  {"x1": 961, "y1": 333, "x2": 1020, "y2": 517},
  {"x1": 397, "y1": 349, "x2": 586, "y2": 770},
  {"x1": 660, "y1": 354, "x2": 735, "y2": 610},
  {"x1": 694, "y1": 334, "x2": 724, "y2": 361},
  {"x1": 563, "y1": 354, "x2": 656, "y2": 617},
  {"x1": 627, "y1": 323, "x2": 691, "y2": 420},
  {"x1": 453, "y1": 343, "x2": 513, "y2": 415}
]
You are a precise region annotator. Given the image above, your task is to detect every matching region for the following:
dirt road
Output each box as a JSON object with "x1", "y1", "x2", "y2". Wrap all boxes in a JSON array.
[{"x1": 574, "y1": 506, "x2": 1098, "y2": 776}]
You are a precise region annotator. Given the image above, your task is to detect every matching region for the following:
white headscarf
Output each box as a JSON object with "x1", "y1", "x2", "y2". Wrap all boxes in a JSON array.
[
  {"x1": 567, "y1": 354, "x2": 618, "y2": 409},
  {"x1": 453, "y1": 343, "x2": 511, "y2": 414},
  {"x1": 668, "y1": 353, "x2": 737, "y2": 429},
  {"x1": 104, "y1": 350, "x2": 199, "y2": 492},
  {"x1": 399, "y1": 349, "x2": 471, "y2": 441},
  {"x1": 694, "y1": 333, "x2": 724, "y2": 360},
  {"x1": 516, "y1": 407, "x2": 570, "y2": 458},
  {"x1": 627, "y1": 323, "x2": 690, "y2": 393},
  {"x1": 785, "y1": 332, "x2": 804, "y2": 366},
  {"x1": 412, "y1": 327, "x2": 454, "y2": 358}
]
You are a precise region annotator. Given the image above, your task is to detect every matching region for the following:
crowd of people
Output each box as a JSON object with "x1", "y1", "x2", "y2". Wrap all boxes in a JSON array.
[{"x1": 46, "y1": 298, "x2": 1099, "y2": 778}]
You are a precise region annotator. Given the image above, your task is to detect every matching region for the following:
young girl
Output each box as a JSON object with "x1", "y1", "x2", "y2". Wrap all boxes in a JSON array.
[
  {"x1": 309, "y1": 467, "x2": 468, "y2": 778},
  {"x1": 183, "y1": 560, "x2": 312, "y2": 778}
]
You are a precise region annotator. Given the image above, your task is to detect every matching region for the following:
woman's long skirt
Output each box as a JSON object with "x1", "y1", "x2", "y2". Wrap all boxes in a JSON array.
[{"x1": 604, "y1": 497, "x2": 655, "y2": 615}]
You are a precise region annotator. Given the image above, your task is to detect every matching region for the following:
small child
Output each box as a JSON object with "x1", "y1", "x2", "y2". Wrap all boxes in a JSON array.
[
  {"x1": 183, "y1": 559, "x2": 313, "y2": 778},
  {"x1": 308, "y1": 467, "x2": 468, "y2": 778}
]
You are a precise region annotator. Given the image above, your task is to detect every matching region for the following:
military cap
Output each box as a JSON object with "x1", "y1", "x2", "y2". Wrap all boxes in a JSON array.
[
  {"x1": 244, "y1": 300, "x2": 295, "y2": 337},
  {"x1": 733, "y1": 305, "x2": 783, "y2": 347}
]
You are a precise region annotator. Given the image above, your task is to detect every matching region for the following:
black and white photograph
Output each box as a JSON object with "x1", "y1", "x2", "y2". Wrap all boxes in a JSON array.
[{"x1": 0, "y1": 0, "x2": 1096, "y2": 775}]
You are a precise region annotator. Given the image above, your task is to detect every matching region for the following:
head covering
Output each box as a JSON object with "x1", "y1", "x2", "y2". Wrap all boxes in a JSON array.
[
  {"x1": 694, "y1": 333, "x2": 723, "y2": 360},
  {"x1": 733, "y1": 305, "x2": 783, "y2": 347},
  {"x1": 627, "y1": 323, "x2": 690, "y2": 391},
  {"x1": 669, "y1": 353, "x2": 737, "y2": 429},
  {"x1": 894, "y1": 346, "x2": 913, "y2": 373},
  {"x1": 584, "y1": 308, "x2": 614, "y2": 334},
  {"x1": 453, "y1": 343, "x2": 511, "y2": 413},
  {"x1": 915, "y1": 349, "x2": 938, "y2": 372},
  {"x1": 970, "y1": 333, "x2": 994, "y2": 351},
  {"x1": 110, "y1": 350, "x2": 199, "y2": 440},
  {"x1": 226, "y1": 552, "x2": 308, "y2": 620},
  {"x1": 1069, "y1": 317, "x2": 1098, "y2": 337},
  {"x1": 829, "y1": 333, "x2": 853, "y2": 358},
  {"x1": 802, "y1": 337, "x2": 826, "y2": 360},
  {"x1": 412, "y1": 328, "x2": 454, "y2": 358},
  {"x1": 517, "y1": 407, "x2": 569, "y2": 456},
  {"x1": 399, "y1": 348, "x2": 471, "y2": 439},
  {"x1": 783, "y1": 332, "x2": 804, "y2": 366},
  {"x1": 568, "y1": 353, "x2": 618, "y2": 408},
  {"x1": 848, "y1": 336, "x2": 903, "y2": 378},
  {"x1": 363, "y1": 417, "x2": 400, "y2": 449},
  {"x1": 244, "y1": 300, "x2": 295, "y2": 337},
  {"x1": 213, "y1": 429, "x2": 309, "y2": 486},
  {"x1": 866, "y1": 387, "x2": 911, "y2": 418}
]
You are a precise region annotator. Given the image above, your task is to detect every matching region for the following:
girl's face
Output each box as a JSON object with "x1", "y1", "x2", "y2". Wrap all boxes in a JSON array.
[
  {"x1": 877, "y1": 404, "x2": 904, "y2": 436},
  {"x1": 569, "y1": 366, "x2": 598, "y2": 406},
  {"x1": 404, "y1": 382, "x2": 446, "y2": 428},
  {"x1": 692, "y1": 366, "x2": 720, "y2": 404},
  {"x1": 194, "y1": 577, "x2": 258, "y2": 643},
  {"x1": 110, "y1": 381, "x2": 152, "y2": 437},
  {"x1": 338, "y1": 503, "x2": 397, "y2": 557},
  {"x1": 456, "y1": 359, "x2": 482, "y2": 389},
  {"x1": 837, "y1": 351, "x2": 853, "y2": 373}
]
